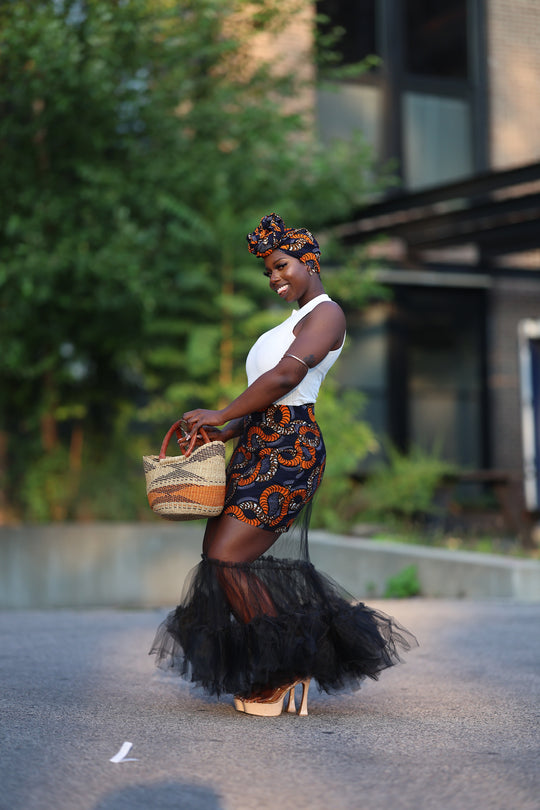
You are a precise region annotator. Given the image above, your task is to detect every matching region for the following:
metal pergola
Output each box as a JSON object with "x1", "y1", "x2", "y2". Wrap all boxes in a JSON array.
[{"x1": 336, "y1": 160, "x2": 540, "y2": 264}]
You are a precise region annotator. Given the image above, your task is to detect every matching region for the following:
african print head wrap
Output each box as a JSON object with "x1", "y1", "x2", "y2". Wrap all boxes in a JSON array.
[{"x1": 246, "y1": 213, "x2": 321, "y2": 273}]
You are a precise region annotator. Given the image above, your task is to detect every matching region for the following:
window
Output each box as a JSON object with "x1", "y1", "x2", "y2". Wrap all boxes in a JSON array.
[
  {"x1": 316, "y1": 0, "x2": 377, "y2": 66},
  {"x1": 402, "y1": 286, "x2": 484, "y2": 466},
  {"x1": 402, "y1": 92, "x2": 473, "y2": 187},
  {"x1": 404, "y1": 0, "x2": 468, "y2": 79},
  {"x1": 316, "y1": 0, "x2": 485, "y2": 190},
  {"x1": 339, "y1": 287, "x2": 487, "y2": 468}
]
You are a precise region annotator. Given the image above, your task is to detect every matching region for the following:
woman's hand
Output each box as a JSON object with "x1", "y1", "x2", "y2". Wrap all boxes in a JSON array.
[
  {"x1": 182, "y1": 408, "x2": 225, "y2": 436},
  {"x1": 199, "y1": 425, "x2": 226, "y2": 442}
]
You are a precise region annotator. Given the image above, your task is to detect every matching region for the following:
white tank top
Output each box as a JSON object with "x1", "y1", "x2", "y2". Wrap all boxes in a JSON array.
[{"x1": 245, "y1": 293, "x2": 345, "y2": 406}]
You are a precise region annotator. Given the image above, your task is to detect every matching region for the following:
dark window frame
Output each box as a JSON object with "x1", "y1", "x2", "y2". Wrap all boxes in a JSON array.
[
  {"x1": 387, "y1": 283, "x2": 489, "y2": 467},
  {"x1": 317, "y1": 0, "x2": 489, "y2": 184}
]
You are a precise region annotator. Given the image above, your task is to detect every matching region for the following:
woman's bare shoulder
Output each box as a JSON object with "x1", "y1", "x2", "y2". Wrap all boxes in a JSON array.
[
  {"x1": 295, "y1": 300, "x2": 346, "y2": 350},
  {"x1": 309, "y1": 299, "x2": 346, "y2": 326}
]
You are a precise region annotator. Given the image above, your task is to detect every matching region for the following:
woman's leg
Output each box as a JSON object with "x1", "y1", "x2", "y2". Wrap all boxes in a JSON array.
[
  {"x1": 203, "y1": 513, "x2": 278, "y2": 562},
  {"x1": 203, "y1": 514, "x2": 279, "y2": 623}
]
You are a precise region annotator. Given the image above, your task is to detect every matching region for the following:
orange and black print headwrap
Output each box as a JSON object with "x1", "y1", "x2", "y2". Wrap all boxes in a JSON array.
[{"x1": 246, "y1": 213, "x2": 321, "y2": 273}]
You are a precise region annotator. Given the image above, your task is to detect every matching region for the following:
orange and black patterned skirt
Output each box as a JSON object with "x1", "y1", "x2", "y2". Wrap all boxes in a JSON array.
[{"x1": 223, "y1": 403, "x2": 325, "y2": 533}]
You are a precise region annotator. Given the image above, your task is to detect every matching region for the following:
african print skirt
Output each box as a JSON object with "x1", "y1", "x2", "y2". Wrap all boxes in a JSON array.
[
  {"x1": 223, "y1": 403, "x2": 325, "y2": 533},
  {"x1": 149, "y1": 403, "x2": 417, "y2": 697}
]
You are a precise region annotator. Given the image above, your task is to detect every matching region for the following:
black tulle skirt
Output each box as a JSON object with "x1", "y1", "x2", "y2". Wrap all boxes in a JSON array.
[
  {"x1": 150, "y1": 549, "x2": 415, "y2": 697},
  {"x1": 150, "y1": 404, "x2": 416, "y2": 697}
]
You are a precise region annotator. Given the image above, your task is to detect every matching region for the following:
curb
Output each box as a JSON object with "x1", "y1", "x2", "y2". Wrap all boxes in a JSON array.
[
  {"x1": 310, "y1": 531, "x2": 540, "y2": 602},
  {"x1": 0, "y1": 523, "x2": 539, "y2": 608}
]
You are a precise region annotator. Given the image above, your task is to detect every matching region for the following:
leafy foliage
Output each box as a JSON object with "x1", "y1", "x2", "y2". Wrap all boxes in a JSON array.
[
  {"x1": 311, "y1": 382, "x2": 378, "y2": 532},
  {"x1": 0, "y1": 0, "x2": 390, "y2": 523},
  {"x1": 359, "y1": 443, "x2": 458, "y2": 522},
  {"x1": 384, "y1": 565, "x2": 421, "y2": 599}
]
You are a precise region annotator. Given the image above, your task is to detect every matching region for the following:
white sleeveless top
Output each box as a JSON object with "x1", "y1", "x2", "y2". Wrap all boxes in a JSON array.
[{"x1": 245, "y1": 294, "x2": 345, "y2": 406}]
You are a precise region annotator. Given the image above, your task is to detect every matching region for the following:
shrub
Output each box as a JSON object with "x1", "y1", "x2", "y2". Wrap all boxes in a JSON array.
[
  {"x1": 19, "y1": 433, "x2": 150, "y2": 523},
  {"x1": 359, "y1": 442, "x2": 458, "y2": 523},
  {"x1": 384, "y1": 565, "x2": 421, "y2": 598},
  {"x1": 310, "y1": 383, "x2": 378, "y2": 532}
]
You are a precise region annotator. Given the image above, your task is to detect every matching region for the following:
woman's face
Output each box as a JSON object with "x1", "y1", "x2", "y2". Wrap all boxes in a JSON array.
[{"x1": 263, "y1": 249, "x2": 310, "y2": 303}]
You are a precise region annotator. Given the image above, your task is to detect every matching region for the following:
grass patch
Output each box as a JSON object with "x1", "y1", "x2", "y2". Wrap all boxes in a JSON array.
[{"x1": 368, "y1": 523, "x2": 539, "y2": 559}]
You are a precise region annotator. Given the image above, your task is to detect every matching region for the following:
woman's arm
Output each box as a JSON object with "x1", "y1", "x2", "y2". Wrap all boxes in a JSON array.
[
  {"x1": 183, "y1": 301, "x2": 345, "y2": 434},
  {"x1": 183, "y1": 358, "x2": 306, "y2": 434}
]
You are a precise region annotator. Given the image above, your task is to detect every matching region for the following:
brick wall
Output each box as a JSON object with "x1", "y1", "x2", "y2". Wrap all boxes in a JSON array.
[
  {"x1": 487, "y1": 0, "x2": 540, "y2": 168},
  {"x1": 488, "y1": 277, "x2": 540, "y2": 473},
  {"x1": 244, "y1": 3, "x2": 315, "y2": 118},
  {"x1": 486, "y1": 1, "x2": 540, "y2": 490}
]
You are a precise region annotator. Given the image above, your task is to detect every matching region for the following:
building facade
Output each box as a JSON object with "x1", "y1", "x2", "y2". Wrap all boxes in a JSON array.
[{"x1": 315, "y1": 0, "x2": 540, "y2": 521}]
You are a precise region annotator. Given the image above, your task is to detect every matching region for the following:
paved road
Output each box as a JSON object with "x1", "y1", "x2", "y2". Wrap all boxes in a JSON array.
[{"x1": 0, "y1": 600, "x2": 539, "y2": 810}]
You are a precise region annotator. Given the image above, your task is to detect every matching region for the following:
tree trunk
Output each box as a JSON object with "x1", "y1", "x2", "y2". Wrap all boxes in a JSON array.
[
  {"x1": 69, "y1": 422, "x2": 84, "y2": 473},
  {"x1": 41, "y1": 371, "x2": 58, "y2": 452},
  {"x1": 0, "y1": 430, "x2": 7, "y2": 524},
  {"x1": 219, "y1": 268, "x2": 234, "y2": 405}
]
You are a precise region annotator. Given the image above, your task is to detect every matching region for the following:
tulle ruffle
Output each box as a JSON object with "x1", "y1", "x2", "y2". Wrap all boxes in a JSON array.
[{"x1": 149, "y1": 553, "x2": 416, "y2": 697}]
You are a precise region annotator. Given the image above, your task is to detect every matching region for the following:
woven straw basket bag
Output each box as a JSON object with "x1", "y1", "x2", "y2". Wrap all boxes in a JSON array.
[{"x1": 143, "y1": 420, "x2": 226, "y2": 520}]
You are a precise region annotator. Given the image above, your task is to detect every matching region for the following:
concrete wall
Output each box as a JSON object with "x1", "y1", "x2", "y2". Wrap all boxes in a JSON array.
[
  {"x1": 0, "y1": 524, "x2": 538, "y2": 608},
  {"x1": 310, "y1": 532, "x2": 540, "y2": 603},
  {"x1": 0, "y1": 523, "x2": 203, "y2": 609}
]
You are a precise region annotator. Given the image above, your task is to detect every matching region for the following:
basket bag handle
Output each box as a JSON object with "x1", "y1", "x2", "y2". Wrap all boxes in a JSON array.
[{"x1": 159, "y1": 420, "x2": 212, "y2": 460}]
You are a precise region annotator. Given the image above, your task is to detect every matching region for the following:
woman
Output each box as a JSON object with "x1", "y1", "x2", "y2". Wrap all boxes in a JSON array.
[{"x1": 150, "y1": 213, "x2": 415, "y2": 716}]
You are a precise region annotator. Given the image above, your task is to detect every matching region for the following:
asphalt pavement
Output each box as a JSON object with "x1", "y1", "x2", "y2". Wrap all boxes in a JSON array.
[{"x1": 0, "y1": 599, "x2": 539, "y2": 810}]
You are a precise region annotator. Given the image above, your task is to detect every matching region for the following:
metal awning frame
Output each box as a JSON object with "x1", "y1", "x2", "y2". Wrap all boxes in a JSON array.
[{"x1": 337, "y1": 161, "x2": 540, "y2": 261}]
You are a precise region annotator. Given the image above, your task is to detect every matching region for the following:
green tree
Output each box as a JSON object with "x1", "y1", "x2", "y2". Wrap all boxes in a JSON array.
[{"x1": 0, "y1": 0, "x2": 387, "y2": 521}]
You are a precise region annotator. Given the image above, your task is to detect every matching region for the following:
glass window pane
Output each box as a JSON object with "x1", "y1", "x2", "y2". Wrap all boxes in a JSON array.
[
  {"x1": 317, "y1": 83, "x2": 381, "y2": 149},
  {"x1": 404, "y1": 287, "x2": 484, "y2": 467},
  {"x1": 317, "y1": 0, "x2": 377, "y2": 65},
  {"x1": 403, "y1": 91, "x2": 472, "y2": 189},
  {"x1": 335, "y1": 306, "x2": 389, "y2": 450},
  {"x1": 410, "y1": 392, "x2": 481, "y2": 465},
  {"x1": 404, "y1": 0, "x2": 468, "y2": 78},
  {"x1": 337, "y1": 308, "x2": 388, "y2": 390}
]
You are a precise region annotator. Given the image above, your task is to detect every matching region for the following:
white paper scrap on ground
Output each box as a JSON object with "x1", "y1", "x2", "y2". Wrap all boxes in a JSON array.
[{"x1": 110, "y1": 742, "x2": 138, "y2": 763}]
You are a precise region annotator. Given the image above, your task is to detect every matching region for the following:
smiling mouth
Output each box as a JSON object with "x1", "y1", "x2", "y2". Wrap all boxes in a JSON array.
[{"x1": 277, "y1": 284, "x2": 289, "y2": 296}]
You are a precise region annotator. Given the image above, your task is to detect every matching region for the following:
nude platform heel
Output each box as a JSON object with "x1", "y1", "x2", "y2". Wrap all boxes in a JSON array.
[{"x1": 234, "y1": 679, "x2": 311, "y2": 717}]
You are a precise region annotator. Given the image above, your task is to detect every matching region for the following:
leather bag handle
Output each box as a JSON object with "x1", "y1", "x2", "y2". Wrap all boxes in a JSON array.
[{"x1": 159, "y1": 420, "x2": 211, "y2": 460}]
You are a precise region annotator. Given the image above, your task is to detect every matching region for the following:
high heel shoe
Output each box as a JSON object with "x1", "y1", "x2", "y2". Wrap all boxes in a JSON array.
[
  {"x1": 237, "y1": 679, "x2": 311, "y2": 717},
  {"x1": 233, "y1": 695, "x2": 245, "y2": 713}
]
